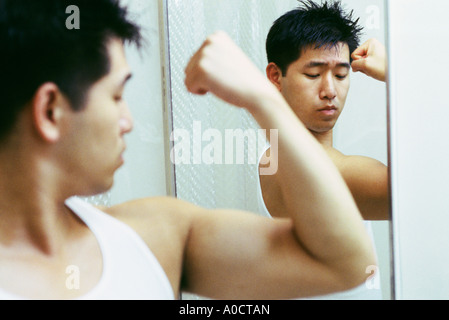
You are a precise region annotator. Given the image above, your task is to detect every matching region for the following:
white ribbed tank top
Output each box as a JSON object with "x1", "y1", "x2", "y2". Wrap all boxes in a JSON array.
[{"x1": 0, "y1": 197, "x2": 174, "y2": 300}]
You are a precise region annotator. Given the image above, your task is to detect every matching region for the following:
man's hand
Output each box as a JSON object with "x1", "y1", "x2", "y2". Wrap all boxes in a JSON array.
[
  {"x1": 351, "y1": 38, "x2": 387, "y2": 82},
  {"x1": 184, "y1": 31, "x2": 279, "y2": 111}
]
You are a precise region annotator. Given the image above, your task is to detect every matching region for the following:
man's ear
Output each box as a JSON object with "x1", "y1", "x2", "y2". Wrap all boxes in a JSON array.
[
  {"x1": 31, "y1": 82, "x2": 65, "y2": 143},
  {"x1": 266, "y1": 62, "x2": 283, "y2": 91}
]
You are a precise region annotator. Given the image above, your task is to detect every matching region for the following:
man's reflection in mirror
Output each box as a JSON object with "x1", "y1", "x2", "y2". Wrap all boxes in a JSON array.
[{"x1": 258, "y1": 0, "x2": 388, "y2": 300}]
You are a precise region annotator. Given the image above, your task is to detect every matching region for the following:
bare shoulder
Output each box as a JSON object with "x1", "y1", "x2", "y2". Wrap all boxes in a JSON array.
[
  {"x1": 100, "y1": 196, "x2": 208, "y2": 256},
  {"x1": 102, "y1": 196, "x2": 199, "y2": 237},
  {"x1": 324, "y1": 146, "x2": 388, "y2": 191},
  {"x1": 103, "y1": 196, "x2": 196, "y2": 217},
  {"x1": 345, "y1": 154, "x2": 386, "y2": 169},
  {"x1": 324, "y1": 146, "x2": 387, "y2": 170}
]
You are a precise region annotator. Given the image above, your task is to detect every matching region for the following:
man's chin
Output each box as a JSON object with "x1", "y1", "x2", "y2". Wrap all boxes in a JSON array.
[{"x1": 308, "y1": 125, "x2": 335, "y2": 135}]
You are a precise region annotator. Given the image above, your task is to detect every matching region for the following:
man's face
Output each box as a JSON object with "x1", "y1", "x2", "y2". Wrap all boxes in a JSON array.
[
  {"x1": 278, "y1": 42, "x2": 351, "y2": 135},
  {"x1": 61, "y1": 38, "x2": 134, "y2": 195}
]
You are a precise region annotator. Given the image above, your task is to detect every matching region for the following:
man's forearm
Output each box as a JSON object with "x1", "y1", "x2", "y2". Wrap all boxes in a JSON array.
[{"x1": 249, "y1": 91, "x2": 376, "y2": 276}]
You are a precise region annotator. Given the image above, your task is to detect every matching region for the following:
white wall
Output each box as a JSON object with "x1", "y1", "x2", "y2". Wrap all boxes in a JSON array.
[{"x1": 388, "y1": 0, "x2": 449, "y2": 299}]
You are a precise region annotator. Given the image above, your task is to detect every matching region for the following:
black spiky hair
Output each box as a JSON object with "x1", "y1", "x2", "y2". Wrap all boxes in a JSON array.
[{"x1": 266, "y1": 0, "x2": 363, "y2": 75}]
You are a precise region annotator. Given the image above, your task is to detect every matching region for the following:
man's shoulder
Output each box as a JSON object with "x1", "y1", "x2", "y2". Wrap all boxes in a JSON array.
[
  {"x1": 103, "y1": 196, "x2": 197, "y2": 223},
  {"x1": 325, "y1": 146, "x2": 387, "y2": 168},
  {"x1": 102, "y1": 196, "x2": 199, "y2": 249},
  {"x1": 342, "y1": 153, "x2": 387, "y2": 169}
]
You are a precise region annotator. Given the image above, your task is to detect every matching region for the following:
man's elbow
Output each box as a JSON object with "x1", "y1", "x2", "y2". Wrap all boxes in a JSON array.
[{"x1": 337, "y1": 250, "x2": 378, "y2": 292}]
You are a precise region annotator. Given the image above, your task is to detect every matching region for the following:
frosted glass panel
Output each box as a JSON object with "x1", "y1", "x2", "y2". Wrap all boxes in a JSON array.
[{"x1": 163, "y1": 0, "x2": 299, "y2": 212}]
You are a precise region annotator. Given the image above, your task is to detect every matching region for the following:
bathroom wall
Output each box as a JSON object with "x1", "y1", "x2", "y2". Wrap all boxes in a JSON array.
[{"x1": 387, "y1": 0, "x2": 449, "y2": 299}]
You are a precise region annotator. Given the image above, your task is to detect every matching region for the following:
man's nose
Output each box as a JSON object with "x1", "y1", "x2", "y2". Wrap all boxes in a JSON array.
[
  {"x1": 120, "y1": 101, "x2": 134, "y2": 134},
  {"x1": 320, "y1": 74, "x2": 337, "y2": 101}
]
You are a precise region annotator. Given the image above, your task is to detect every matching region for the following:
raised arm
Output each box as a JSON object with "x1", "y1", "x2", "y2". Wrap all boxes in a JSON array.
[
  {"x1": 351, "y1": 38, "x2": 387, "y2": 82},
  {"x1": 182, "y1": 31, "x2": 376, "y2": 299},
  {"x1": 324, "y1": 147, "x2": 390, "y2": 221},
  {"x1": 346, "y1": 38, "x2": 389, "y2": 220}
]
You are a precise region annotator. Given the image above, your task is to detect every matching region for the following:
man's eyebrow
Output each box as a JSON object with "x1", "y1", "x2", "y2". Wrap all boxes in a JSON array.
[{"x1": 304, "y1": 61, "x2": 351, "y2": 69}]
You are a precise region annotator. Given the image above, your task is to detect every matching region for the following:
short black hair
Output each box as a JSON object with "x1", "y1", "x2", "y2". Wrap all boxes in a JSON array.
[
  {"x1": 0, "y1": 0, "x2": 141, "y2": 140},
  {"x1": 266, "y1": 0, "x2": 363, "y2": 75}
]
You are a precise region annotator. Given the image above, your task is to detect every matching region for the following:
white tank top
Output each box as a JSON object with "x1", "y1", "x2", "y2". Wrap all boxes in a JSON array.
[
  {"x1": 0, "y1": 197, "x2": 175, "y2": 300},
  {"x1": 256, "y1": 146, "x2": 383, "y2": 300}
]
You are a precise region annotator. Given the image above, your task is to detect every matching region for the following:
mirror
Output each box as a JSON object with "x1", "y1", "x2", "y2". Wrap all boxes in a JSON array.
[{"x1": 160, "y1": 0, "x2": 390, "y2": 299}]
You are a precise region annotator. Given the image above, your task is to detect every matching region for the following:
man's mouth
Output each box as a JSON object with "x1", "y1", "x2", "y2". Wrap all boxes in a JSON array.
[{"x1": 318, "y1": 105, "x2": 337, "y2": 116}]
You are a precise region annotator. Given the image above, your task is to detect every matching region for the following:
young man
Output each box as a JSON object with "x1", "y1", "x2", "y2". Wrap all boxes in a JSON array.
[
  {"x1": 0, "y1": 0, "x2": 375, "y2": 300},
  {"x1": 259, "y1": 0, "x2": 388, "y2": 299}
]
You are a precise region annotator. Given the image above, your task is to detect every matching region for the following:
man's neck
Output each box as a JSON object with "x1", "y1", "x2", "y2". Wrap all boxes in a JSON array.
[
  {"x1": 0, "y1": 148, "x2": 78, "y2": 256},
  {"x1": 310, "y1": 129, "x2": 333, "y2": 147}
]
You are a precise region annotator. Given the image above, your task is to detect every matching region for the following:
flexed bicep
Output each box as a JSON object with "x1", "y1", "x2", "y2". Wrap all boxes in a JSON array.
[{"x1": 181, "y1": 208, "x2": 359, "y2": 300}]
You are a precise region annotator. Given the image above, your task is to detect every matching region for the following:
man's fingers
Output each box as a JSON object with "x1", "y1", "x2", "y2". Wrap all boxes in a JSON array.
[
  {"x1": 351, "y1": 44, "x2": 368, "y2": 60},
  {"x1": 351, "y1": 58, "x2": 368, "y2": 73}
]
